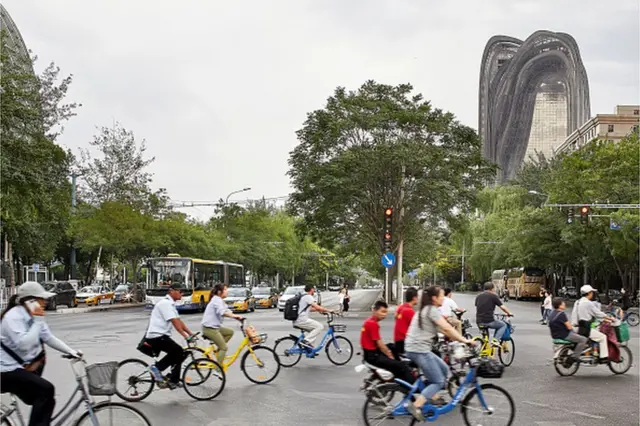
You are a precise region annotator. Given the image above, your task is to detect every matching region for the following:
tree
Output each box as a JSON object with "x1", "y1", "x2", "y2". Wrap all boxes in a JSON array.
[
  {"x1": 0, "y1": 31, "x2": 80, "y2": 283},
  {"x1": 287, "y1": 81, "x2": 495, "y2": 272},
  {"x1": 78, "y1": 122, "x2": 167, "y2": 213}
]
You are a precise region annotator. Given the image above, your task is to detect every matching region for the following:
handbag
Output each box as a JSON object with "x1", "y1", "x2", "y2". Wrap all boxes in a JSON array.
[{"x1": 1, "y1": 341, "x2": 46, "y2": 375}]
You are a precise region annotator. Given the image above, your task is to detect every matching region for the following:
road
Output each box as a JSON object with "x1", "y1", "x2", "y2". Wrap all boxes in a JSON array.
[{"x1": 6, "y1": 290, "x2": 638, "y2": 425}]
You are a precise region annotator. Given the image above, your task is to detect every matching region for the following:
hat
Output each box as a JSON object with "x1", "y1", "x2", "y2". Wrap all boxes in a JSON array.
[
  {"x1": 168, "y1": 283, "x2": 184, "y2": 291},
  {"x1": 580, "y1": 285, "x2": 596, "y2": 295},
  {"x1": 18, "y1": 281, "x2": 56, "y2": 300}
]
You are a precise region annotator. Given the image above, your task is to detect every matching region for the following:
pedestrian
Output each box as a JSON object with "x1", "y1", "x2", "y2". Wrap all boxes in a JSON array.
[
  {"x1": 1, "y1": 281, "x2": 81, "y2": 426},
  {"x1": 342, "y1": 288, "x2": 350, "y2": 313},
  {"x1": 338, "y1": 288, "x2": 346, "y2": 313},
  {"x1": 538, "y1": 289, "x2": 546, "y2": 323},
  {"x1": 542, "y1": 291, "x2": 552, "y2": 325}
]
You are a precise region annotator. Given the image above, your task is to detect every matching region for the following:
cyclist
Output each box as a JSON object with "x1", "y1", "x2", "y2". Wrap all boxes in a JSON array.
[
  {"x1": 393, "y1": 286, "x2": 418, "y2": 357},
  {"x1": 361, "y1": 300, "x2": 414, "y2": 384},
  {"x1": 475, "y1": 282, "x2": 514, "y2": 348},
  {"x1": 295, "y1": 283, "x2": 335, "y2": 349},
  {"x1": 404, "y1": 286, "x2": 475, "y2": 421},
  {"x1": 143, "y1": 283, "x2": 196, "y2": 388},
  {"x1": 439, "y1": 287, "x2": 465, "y2": 334},
  {"x1": 201, "y1": 283, "x2": 244, "y2": 366},
  {"x1": 572, "y1": 285, "x2": 614, "y2": 361},
  {"x1": 1, "y1": 281, "x2": 81, "y2": 426}
]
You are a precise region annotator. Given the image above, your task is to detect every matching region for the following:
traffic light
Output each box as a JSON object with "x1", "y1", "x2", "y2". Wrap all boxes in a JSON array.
[
  {"x1": 567, "y1": 208, "x2": 574, "y2": 224},
  {"x1": 580, "y1": 206, "x2": 590, "y2": 224},
  {"x1": 383, "y1": 208, "x2": 393, "y2": 252}
]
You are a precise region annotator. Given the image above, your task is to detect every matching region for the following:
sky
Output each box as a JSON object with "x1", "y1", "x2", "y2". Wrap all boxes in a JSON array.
[{"x1": 4, "y1": 0, "x2": 640, "y2": 220}]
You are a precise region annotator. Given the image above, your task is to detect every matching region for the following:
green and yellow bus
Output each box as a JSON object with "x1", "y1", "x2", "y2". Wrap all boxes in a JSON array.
[{"x1": 145, "y1": 254, "x2": 244, "y2": 312}]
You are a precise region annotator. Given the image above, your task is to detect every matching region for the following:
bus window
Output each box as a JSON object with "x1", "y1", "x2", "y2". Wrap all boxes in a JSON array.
[
  {"x1": 193, "y1": 263, "x2": 224, "y2": 290},
  {"x1": 227, "y1": 265, "x2": 244, "y2": 286}
]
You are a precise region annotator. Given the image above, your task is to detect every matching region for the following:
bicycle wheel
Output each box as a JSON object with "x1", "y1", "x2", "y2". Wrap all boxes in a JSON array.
[
  {"x1": 325, "y1": 336, "x2": 354, "y2": 365},
  {"x1": 460, "y1": 383, "x2": 515, "y2": 426},
  {"x1": 74, "y1": 401, "x2": 151, "y2": 426},
  {"x1": 273, "y1": 336, "x2": 302, "y2": 367},
  {"x1": 241, "y1": 345, "x2": 281, "y2": 384},
  {"x1": 627, "y1": 312, "x2": 639, "y2": 327},
  {"x1": 609, "y1": 346, "x2": 633, "y2": 375},
  {"x1": 498, "y1": 338, "x2": 515, "y2": 367},
  {"x1": 553, "y1": 347, "x2": 580, "y2": 377},
  {"x1": 363, "y1": 383, "x2": 414, "y2": 426},
  {"x1": 182, "y1": 358, "x2": 226, "y2": 400},
  {"x1": 115, "y1": 358, "x2": 154, "y2": 402}
]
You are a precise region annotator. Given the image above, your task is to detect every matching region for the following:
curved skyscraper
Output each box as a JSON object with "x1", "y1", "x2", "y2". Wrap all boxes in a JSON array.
[
  {"x1": 479, "y1": 31, "x2": 591, "y2": 182},
  {"x1": 0, "y1": 4, "x2": 33, "y2": 72}
]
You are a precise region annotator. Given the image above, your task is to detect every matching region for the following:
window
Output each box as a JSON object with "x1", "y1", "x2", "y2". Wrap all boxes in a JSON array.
[
  {"x1": 193, "y1": 263, "x2": 224, "y2": 289},
  {"x1": 607, "y1": 124, "x2": 614, "y2": 133},
  {"x1": 634, "y1": 109, "x2": 639, "y2": 115},
  {"x1": 227, "y1": 265, "x2": 245, "y2": 286},
  {"x1": 633, "y1": 125, "x2": 639, "y2": 133}
]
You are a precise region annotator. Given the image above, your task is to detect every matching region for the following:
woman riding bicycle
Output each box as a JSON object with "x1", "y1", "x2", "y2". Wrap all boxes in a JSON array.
[
  {"x1": 403, "y1": 285, "x2": 475, "y2": 422},
  {"x1": 201, "y1": 283, "x2": 244, "y2": 366},
  {"x1": 0, "y1": 281, "x2": 81, "y2": 426}
]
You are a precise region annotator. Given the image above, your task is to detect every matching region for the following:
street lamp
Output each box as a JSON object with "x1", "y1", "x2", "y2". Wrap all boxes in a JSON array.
[{"x1": 225, "y1": 187, "x2": 251, "y2": 204}]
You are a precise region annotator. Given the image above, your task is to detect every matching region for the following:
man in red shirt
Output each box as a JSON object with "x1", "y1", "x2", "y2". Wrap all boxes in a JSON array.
[
  {"x1": 393, "y1": 287, "x2": 418, "y2": 356},
  {"x1": 361, "y1": 300, "x2": 414, "y2": 384}
]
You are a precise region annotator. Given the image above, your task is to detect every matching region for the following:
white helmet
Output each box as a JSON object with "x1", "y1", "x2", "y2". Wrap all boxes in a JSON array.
[
  {"x1": 17, "y1": 281, "x2": 56, "y2": 301},
  {"x1": 580, "y1": 285, "x2": 596, "y2": 295}
]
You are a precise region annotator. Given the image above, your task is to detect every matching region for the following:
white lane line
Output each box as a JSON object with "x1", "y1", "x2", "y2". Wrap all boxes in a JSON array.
[{"x1": 523, "y1": 401, "x2": 606, "y2": 420}]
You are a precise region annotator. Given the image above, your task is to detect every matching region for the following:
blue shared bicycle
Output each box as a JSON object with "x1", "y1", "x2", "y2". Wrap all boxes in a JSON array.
[
  {"x1": 362, "y1": 344, "x2": 515, "y2": 425},
  {"x1": 274, "y1": 312, "x2": 354, "y2": 366}
]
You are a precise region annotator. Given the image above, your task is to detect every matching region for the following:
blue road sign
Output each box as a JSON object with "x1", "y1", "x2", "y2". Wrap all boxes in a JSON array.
[
  {"x1": 381, "y1": 253, "x2": 396, "y2": 268},
  {"x1": 610, "y1": 219, "x2": 621, "y2": 231},
  {"x1": 32, "y1": 264, "x2": 39, "y2": 273}
]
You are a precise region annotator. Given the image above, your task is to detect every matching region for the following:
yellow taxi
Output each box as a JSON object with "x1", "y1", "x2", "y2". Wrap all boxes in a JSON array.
[
  {"x1": 75, "y1": 285, "x2": 115, "y2": 306},
  {"x1": 223, "y1": 287, "x2": 255, "y2": 313},
  {"x1": 251, "y1": 287, "x2": 278, "y2": 308}
]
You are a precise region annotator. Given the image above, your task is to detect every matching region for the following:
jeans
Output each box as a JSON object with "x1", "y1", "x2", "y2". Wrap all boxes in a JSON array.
[
  {"x1": 405, "y1": 351, "x2": 449, "y2": 400},
  {"x1": 543, "y1": 309, "x2": 552, "y2": 322},
  {"x1": 1, "y1": 368, "x2": 55, "y2": 426},
  {"x1": 294, "y1": 318, "x2": 324, "y2": 344},
  {"x1": 480, "y1": 320, "x2": 507, "y2": 341},
  {"x1": 203, "y1": 326, "x2": 234, "y2": 365},
  {"x1": 145, "y1": 335, "x2": 188, "y2": 383}
]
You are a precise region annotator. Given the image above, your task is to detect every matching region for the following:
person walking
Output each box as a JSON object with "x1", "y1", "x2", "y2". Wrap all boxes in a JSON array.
[
  {"x1": 542, "y1": 291, "x2": 552, "y2": 325},
  {"x1": 342, "y1": 288, "x2": 351, "y2": 313}
]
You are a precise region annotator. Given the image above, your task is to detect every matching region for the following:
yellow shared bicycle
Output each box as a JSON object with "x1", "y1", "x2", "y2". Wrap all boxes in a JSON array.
[
  {"x1": 193, "y1": 318, "x2": 282, "y2": 384},
  {"x1": 472, "y1": 314, "x2": 515, "y2": 367}
]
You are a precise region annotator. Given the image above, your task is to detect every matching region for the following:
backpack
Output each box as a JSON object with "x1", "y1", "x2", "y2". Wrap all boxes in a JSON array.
[{"x1": 284, "y1": 294, "x2": 310, "y2": 321}]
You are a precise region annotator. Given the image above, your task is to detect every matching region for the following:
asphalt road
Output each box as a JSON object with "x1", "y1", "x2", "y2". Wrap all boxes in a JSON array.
[{"x1": 5, "y1": 290, "x2": 638, "y2": 426}]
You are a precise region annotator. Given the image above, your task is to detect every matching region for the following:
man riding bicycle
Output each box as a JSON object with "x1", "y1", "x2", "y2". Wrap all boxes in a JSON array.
[
  {"x1": 295, "y1": 284, "x2": 335, "y2": 349},
  {"x1": 142, "y1": 283, "x2": 196, "y2": 389},
  {"x1": 475, "y1": 282, "x2": 514, "y2": 348}
]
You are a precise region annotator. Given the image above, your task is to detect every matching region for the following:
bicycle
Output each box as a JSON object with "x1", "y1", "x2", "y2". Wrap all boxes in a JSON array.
[
  {"x1": 273, "y1": 312, "x2": 353, "y2": 367},
  {"x1": 116, "y1": 332, "x2": 226, "y2": 402},
  {"x1": 1, "y1": 354, "x2": 151, "y2": 426},
  {"x1": 472, "y1": 314, "x2": 515, "y2": 367},
  {"x1": 190, "y1": 318, "x2": 281, "y2": 384},
  {"x1": 362, "y1": 344, "x2": 515, "y2": 426}
]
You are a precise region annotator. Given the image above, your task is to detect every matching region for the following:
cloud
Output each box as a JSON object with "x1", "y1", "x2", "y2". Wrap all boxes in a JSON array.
[{"x1": 4, "y1": 0, "x2": 639, "y2": 220}]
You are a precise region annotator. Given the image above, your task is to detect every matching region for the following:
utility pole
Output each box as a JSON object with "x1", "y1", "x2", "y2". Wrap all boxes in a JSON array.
[
  {"x1": 461, "y1": 241, "x2": 466, "y2": 288},
  {"x1": 397, "y1": 164, "x2": 406, "y2": 303},
  {"x1": 70, "y1": 172, "x2": 80, "y2": 279}
]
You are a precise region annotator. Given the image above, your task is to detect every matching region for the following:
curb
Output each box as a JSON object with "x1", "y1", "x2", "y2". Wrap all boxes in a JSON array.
[{"x1": 56, "y1": 303, "x2": 146, "y2": 314}]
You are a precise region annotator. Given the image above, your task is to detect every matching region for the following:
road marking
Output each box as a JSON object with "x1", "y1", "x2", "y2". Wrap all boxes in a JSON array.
[
  {"x1": 535, "y1": 422, "x2": 577, "y2": 426},
  {"x1": 523, "y1": 401, "x2": 606, "y2": 420}
]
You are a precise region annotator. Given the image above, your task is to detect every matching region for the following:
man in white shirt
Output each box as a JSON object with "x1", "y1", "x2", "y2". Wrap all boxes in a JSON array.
[
  {"x1": 294, "y1": 284, "x2": 334, "y2": 349},
  {"x1": 144, "y1": 283, "x2": 195, "y2": 388},
  {"x1": 439, "y1": 288, "x2": 465, "y2": 333},
  {"x1": 571, "y1": 285, "x2": 613, "y2": 360}
]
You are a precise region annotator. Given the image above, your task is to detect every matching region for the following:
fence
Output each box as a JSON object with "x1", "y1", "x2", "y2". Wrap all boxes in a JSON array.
[{"x1": 0, "y1": 286, "x2": 17, "y2": 311}]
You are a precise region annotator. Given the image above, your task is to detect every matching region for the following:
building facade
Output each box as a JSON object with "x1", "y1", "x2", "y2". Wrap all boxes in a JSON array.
[
  {"x1": 555, "y1": 105, "x2": 640, "y2": 154},
  {"x1": 479, "y1": 31, "x2": 591, "y2": 183}
]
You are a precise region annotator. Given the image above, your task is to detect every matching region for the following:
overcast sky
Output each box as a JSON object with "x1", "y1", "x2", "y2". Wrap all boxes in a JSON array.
[{"x1": 5, "y1": 0, "x2": 639, "y2": 219}]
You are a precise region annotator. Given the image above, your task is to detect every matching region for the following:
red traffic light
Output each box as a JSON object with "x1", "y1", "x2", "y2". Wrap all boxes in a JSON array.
[
  {"x1": 581, "y1": 207, "x2": 589, "y2": 214},
  {"x1": 384, "y1": 233, "x2": 391, "y2": 240},
  {"x1": 385, "y1": 208, "x2": 393, "y2": 216}
]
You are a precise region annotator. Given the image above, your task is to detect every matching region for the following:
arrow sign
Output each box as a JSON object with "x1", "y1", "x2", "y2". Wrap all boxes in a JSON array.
[
  {"x1": 610, "y1": 219, "x2": 621, "y2": 231},
  {"x1": 381, "y1": 253, "x2": 396, "y2": 268}
]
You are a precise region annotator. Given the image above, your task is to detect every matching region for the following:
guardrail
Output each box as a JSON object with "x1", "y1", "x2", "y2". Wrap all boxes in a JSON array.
[{"x1": 0, "y1": 286, "x2": 17, "y2": 310}]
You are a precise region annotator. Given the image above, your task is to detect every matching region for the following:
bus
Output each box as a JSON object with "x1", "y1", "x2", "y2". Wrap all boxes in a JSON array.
[
  {"x1": 145, "y1": 254, "x2": 244, "y2": 312},
  {"x1": 491, "y1": 269, "x2": 507, "y2": 296},
  {"x1": 506, "y1": 267, "x2": 546, "y2": 300}
]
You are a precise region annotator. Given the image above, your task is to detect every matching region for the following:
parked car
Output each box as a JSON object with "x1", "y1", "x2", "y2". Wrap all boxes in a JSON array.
[
  {"x1": 277, "y1": 285, "x2": 322, "y2": 311},
  {"x1": 251, "y1": 287, "x2": 278, "y2": 308},
  {"x1": 42, "y1": 281, "x2": 77, "y2": 310},
  {"x1": 114, "y1": 283, "x2": 146, "y2": 303},
  {"x1": 328, "y1": 285, "x2": 341, "y2": 291},
  {"x1": 224, "y1": 287, "x2": 255, "y2": 313},
  {"x1": 75, "y1": 285, "x2": 115, "y2": 306}
]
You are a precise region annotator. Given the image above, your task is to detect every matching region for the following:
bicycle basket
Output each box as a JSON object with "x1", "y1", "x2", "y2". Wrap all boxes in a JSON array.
[
  {"x1": 85, "y1": 361, "x2": 118, "y2": 396},
  {"x1": 332, "y1": 324, "x2": 347, "y2": 333},
  {"x1": 476, "y1": 358, "x2": 504, "y2": 379}
]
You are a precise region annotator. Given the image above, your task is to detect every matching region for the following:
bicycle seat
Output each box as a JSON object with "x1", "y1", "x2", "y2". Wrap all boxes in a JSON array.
[
  {"x1": 478, "y1": 325, "x2": 490, "y2": 330},
  {"x1": 363, "y1": 362, "x2": 394, "y2": 381},
  {"x1": 552, "y1": 338, "x2": 574, "y2": 345}
]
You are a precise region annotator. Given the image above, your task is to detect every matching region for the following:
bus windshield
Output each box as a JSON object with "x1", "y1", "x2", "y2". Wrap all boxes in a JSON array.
[{"x1": 148, "y1": 258, "x2": 190, "y2": 289}]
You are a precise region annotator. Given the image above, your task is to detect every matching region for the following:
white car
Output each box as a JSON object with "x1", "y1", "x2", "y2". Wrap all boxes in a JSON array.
[{"x1": 277, "y1": 286, "x2": 321, "y2": 311}]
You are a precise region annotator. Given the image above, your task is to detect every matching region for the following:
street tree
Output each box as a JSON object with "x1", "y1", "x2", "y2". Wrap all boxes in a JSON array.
[
  {"x1": 0, "y1": 31, "x2": 80, "y2": 283},
  {"x1": 287, "y1": 81, "x2": 495, "y2": 274}
]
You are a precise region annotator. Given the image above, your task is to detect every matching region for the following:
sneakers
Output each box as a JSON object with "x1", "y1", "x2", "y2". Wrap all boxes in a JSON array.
[
  {"x1": 405, "y1": 403, "x2": 425, "y2": 421},
  {"x1": 148, "y1": 365, "x2": 169, "y2": 389},
  {"x1": 167, "y1": 381, "x2": 183, "y2": 390}
]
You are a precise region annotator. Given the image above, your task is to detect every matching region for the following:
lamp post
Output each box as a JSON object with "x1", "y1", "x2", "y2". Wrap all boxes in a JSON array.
[{"x1": 225, "y1": 187, "x2": 251, "y2": 204}]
